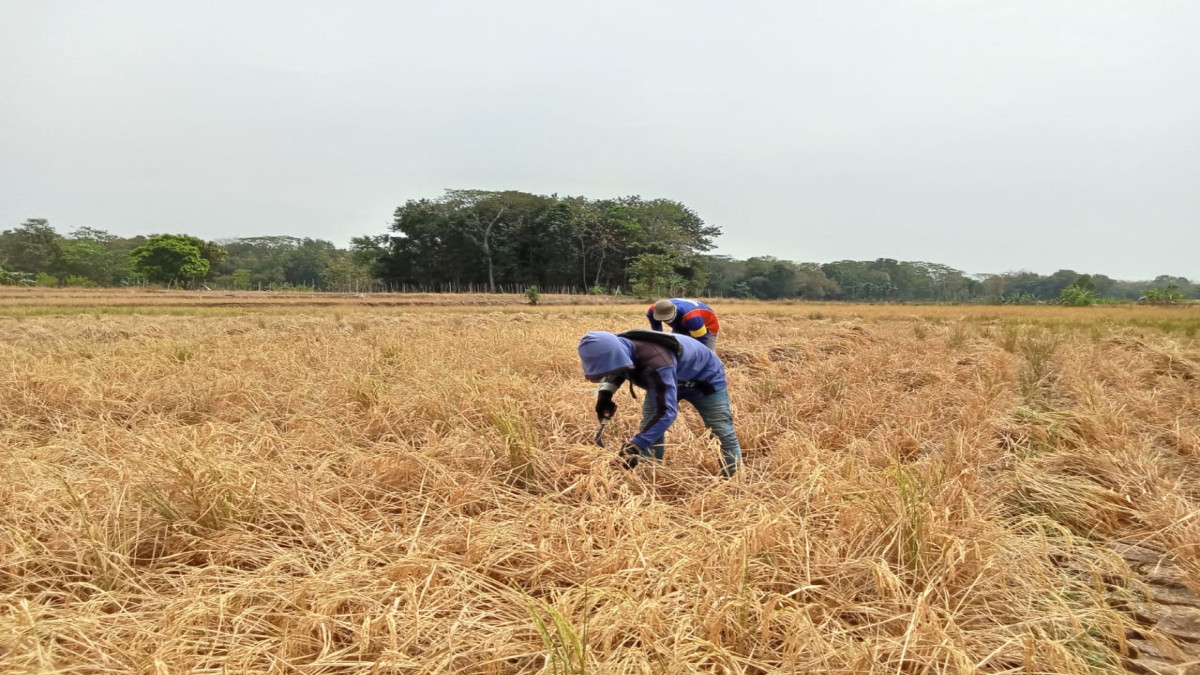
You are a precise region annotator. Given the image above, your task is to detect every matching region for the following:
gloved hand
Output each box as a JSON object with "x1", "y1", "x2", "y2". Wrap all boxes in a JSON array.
[
  {"x1": 619, "y1": 442, "x2": 642, "y2": 469},
  {"x1": 595, "y1": 388, "x2": 617, "y2": 421}
]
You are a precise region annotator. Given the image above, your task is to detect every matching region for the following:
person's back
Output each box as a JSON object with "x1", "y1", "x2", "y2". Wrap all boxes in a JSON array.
[{"x1": 657, "y1": 330, "x2": 725, "y2": 393}]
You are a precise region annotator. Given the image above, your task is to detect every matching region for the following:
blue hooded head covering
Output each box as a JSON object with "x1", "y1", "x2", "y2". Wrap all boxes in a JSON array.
[{"x1": 577, "y1": 331, "x2": 634, "y2": 381}]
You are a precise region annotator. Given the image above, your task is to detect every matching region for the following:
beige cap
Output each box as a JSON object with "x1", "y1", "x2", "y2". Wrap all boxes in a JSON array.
[{"x1": 652, "y1": 299, "x2": 677, "y2": 322}]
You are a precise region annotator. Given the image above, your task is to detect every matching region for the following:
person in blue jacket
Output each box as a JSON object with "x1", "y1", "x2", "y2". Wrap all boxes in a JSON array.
[
  {"x1": 647, "y1": 298, "x2": 720, "y2": 351},
  {"x1": 577, "y1": 329, "x2": 742, "y2": 476}
]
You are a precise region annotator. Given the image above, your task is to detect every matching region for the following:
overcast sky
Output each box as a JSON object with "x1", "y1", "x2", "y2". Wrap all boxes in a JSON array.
[{"x1": 1, "y1": 1, "x2": 1196, "y2": 279}]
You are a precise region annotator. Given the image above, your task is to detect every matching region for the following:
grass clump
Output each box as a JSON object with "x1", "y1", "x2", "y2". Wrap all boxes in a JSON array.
[{"x1": 1017, "y1": 328, "x2": 1062, "y2": 406}]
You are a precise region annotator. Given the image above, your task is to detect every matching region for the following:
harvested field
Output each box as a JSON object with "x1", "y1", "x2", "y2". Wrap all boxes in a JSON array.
[{"x1": 2, "y1": 296, "x2": 1200, "y2": 673}]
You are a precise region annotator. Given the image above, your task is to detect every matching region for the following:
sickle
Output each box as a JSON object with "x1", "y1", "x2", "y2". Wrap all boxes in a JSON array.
[{"x1": 593, "y1": 417, "x2": 610, "y2": 448}]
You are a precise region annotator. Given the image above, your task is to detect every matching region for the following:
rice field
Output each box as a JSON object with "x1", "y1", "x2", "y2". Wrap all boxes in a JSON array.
[{"x1": 2, "y1": 291, "x2": 1200, "y2": 673}]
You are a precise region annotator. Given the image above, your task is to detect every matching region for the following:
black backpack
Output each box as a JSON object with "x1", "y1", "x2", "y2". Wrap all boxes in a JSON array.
[
  {"x1": 618, "y1": 329, "x2": 716, "y2": 396},
  {"x1": 617, "y1": 329, "x2": 684, "y2": 358}
]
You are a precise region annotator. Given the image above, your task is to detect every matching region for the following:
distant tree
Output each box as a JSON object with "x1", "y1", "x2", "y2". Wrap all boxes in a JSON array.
[
  {"x1": 1089, "y1": 274, "x2": 1116, "y2": 298},
  {"x1": 442, "y1": 189, "x2": 522, "y2": 293},
  {"x1": 1149, "y1": 275, "x2": 1199, "y2": 300},
  {"x1": 1141, "y1": 284, "x2": 1185, "y2": 305},
  {"x1": 377, "y1": 190, "x2": 722, "y2": 294},
  {"x1": 0, "y1": 218, "x2": 63, "y2": 274},
  {"x1": 283, "y1": 238, "x2": 336, "y2": 287},
  {"x1": 629, "y1": 252, "x2": 687, "y2": 298},
  {"x1": 1059, "y1": 275, "x2": 1098, "y2": 306},
  {"x1": 821, "y1": 261, "x2": 867, "y2": 299},
  {"x1": 217, "y1": 236, "x2": 298, "y2": 286},
  {"x1": 983, "y1": 275, "x2": 1005, "y2": 301},
  {"x1": 740, "y1": 257, "x2": 797, "y2": 299},
  {"x1": 699, "y1": 255, "x2": 746, "y2": 297},
  {"x1": 230, "y1": 269, "x2": 252, "y2": 290},
  {"x1": 349, "y1": 235, "x2": 388, "y2": 270},
  {"x1": 1039, "y1": 269, "x2": 1080, "y2": 299},
  {"x1": 795, "y1": 263, "x2": 839, "y2": 299},
  {"x1": 130, "y1": 235, "x2": 211, "y2": 287},
  {"x1": 192, "y1": 237, "x2": 227, "y2": 281},
  {"x1": 1000, "y1": 271, "x2": 1046, "y2": 299},
  {"x1": 578, "y1": 200, "x2": 641, "y2": 290},
  {"x1": 59, "y1": 239, "x2": 115, "y2": 284},
  {"x1": 913, "y1": 262, "x2": 975, "y2": 301}
]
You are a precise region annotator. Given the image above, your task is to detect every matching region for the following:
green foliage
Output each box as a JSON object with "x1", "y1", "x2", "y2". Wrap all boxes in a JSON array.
[
  {"x1": 629, "y1": 253, "x2": 688, "y2": 299},
  {"x1": 999, "y1": 292, "x2": 1041, "y2": 305},
  {"x1": 321, "y1": 256, "x2": 374, "y2": 292},
  {"x1": 525, "y1": 285, "x2": 541, "y2": 305},
  {"x1": 377, "y1": 190, "x2": 720, "y2": 294},
  {"x1": 0, "y1": 219, "x2": 63, "y2": 274},
  {"x1": 60, "y1": 241, "x2": 111, "y2": 284},
  {"x1": 527, "y1": 597, "x2": 586, "y2": 675},
  {"x1": 0, "y1": 265, "x2": 32, "y2": 286},
  {"x1": 279, "y1": 238, "x2": 332, "y2": 286},
  {"x1": 34, "y1": 272, "x2": 58, "y2": 287},
  {"x1": 130, "y1": 235, "x2": 211, "y2": 286},
  {"x1": 1141, "y1": 284, "x2": 1185, "y2": 305},
  {"x1": 230, "y1": 269, "x2": 252, "y2": 291},
  {"x1": 1071, "y1": 274, "x2": 1095, "y2": 292},
  {"x1": 982, "y1": 275, "x2": 1005, "y2": 300},
  {"x1": 1059, "y1": 281, "x2": 1097, "y2": 307},
  {"x1": 218, "y1": 236, "x2": 378, "y2": 291},
  {"x1": 57, "y1": 228, "x2": 132, "y2": 285},
  {"x1": 191, "y1": 237, "x2": 226, "y2": 281},
  {"x1": 998, "y1": 269, "x2": 1197, "y2": 302},
  {"x1": 65, "y1": 275, "x2": 97, "y2": 288},
  {"x1": 2, "y1": 203, "x2": 1197, "y2": 303}
]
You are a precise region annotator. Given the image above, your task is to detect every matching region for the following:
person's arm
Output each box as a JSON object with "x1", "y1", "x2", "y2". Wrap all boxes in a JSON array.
[{"x1": 629, "y1": 365, "x2": 678, "y2": 449}]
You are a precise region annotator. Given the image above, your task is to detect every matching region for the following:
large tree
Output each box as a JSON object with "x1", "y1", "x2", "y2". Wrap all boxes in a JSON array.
[
  {"x1": 376, "y1": 190, "x2": 722, "y2": 294},
  {"x1": 440, "y1": 189, "x2": 555, "y2": 292},
  {"x1": 58, "y1": 227, "x2": 130, "y2": 285},
  {"x1": 0, "y1": 218, "x2": 63, "y2": 275},
  {"x1": 130, "y1": 235, "x2": 213, "y2": 287}
]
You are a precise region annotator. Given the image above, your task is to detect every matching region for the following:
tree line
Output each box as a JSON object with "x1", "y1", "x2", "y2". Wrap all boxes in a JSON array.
[
  {"x1": 0, "y1": 219, "x2": 385, "y2": 292},
  {"x1": 2, "y1": 190, "x2": 1196, "y2": 303},
  {"x1": 703, "y1": 257, "x2": 1196, "y2": 304}
]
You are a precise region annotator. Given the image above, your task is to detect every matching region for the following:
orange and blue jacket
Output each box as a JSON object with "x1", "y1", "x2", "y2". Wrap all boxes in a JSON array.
[{"x1": 646, "y1": 298, "x2": 719, "y2": 346}]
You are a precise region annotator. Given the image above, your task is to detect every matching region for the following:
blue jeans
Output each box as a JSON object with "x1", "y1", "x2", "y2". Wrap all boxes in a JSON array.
[{"x1": 639, "y1": 388, "x2": 742, "y2": 476}]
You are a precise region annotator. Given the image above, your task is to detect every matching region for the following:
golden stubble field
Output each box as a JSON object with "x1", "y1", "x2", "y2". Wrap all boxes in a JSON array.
[{"x1": 2, "y1": 292, "x2": 1200, "y2": 673}]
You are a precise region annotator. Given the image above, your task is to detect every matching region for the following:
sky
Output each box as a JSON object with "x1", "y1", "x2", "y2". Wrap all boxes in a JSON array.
[{"x1": 1, "y1": 0, "x2": 1197, "y2": 280}]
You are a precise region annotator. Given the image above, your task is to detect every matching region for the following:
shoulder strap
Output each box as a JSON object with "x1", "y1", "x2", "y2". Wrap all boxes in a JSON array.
[{"x1": 617, "y1": 329, "x2": 684, "y2": 359}]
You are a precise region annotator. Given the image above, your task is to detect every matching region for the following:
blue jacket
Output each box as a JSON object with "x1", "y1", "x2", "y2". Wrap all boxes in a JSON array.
[
  {"x1": 578, "y1": 331, "x2": 727, "y2": 449},
  {"x1": 647, "y1": 298, "x2": 720, "y2": 346}
]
